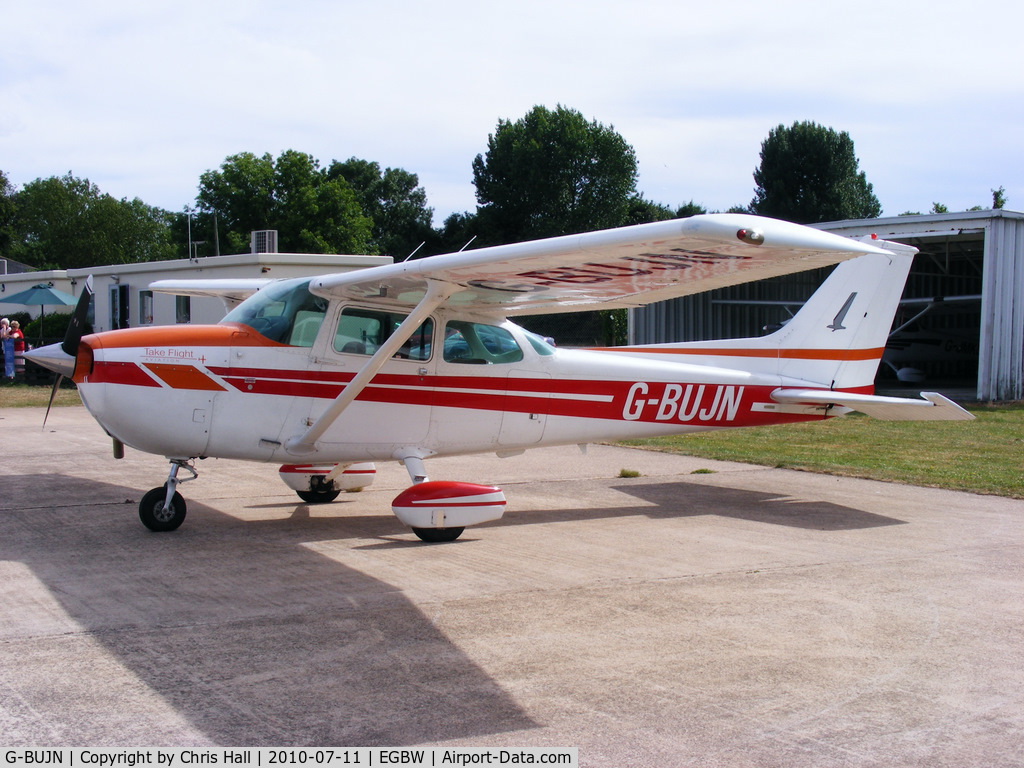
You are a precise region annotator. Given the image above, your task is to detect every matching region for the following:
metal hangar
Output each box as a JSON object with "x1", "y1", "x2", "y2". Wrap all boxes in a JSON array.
[{"x1": 628, "y1": 210, "x2": 1024, "y2": 402}]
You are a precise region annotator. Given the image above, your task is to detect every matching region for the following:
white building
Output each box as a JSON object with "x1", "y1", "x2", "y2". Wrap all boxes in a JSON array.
[{"x1": 1, "y1": 241, "x2": 391, "y2": 333}]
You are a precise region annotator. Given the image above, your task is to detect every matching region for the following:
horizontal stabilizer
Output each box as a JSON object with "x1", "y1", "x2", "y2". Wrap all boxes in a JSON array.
[{"x1": 771, "y1": 389, "x2": 975, "y2": 421}]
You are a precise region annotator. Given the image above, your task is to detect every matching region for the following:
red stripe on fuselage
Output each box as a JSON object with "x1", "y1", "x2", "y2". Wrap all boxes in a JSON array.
[
  {"x1": 84, "y1": 348, "x2": 870, "y2": 428},
  {"x1": 208, "y1": 367, "x2": 836, "y2": 426},
  {"x1": 87, "y1": 360, "x2": 161, "y2": 387}
]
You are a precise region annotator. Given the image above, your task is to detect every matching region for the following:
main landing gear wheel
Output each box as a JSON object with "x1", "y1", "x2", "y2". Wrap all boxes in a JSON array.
[
  {"x1": 412, "y1": 526, "x2": 465, "y2": 543},
  {"x1": 296, "y1": 488, "x2": 342, "y2": 504},
  {"x1": 139, "y1": 485, "x2": 187, "y2": 532}
]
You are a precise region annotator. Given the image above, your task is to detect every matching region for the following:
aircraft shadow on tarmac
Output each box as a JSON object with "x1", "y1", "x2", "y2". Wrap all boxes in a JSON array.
[
  {"x1": 612, "y1": 480, "x2": 906, "y2": 530},
  {"x1": 457, "y1": 479, "x2": 906, "y2": 534},
  {"x1": 0, "y1": 474, "x2": 536, "y2": 746},
  {"x1": 248, "y1": 475, "x2": 905, "y2": 547}
]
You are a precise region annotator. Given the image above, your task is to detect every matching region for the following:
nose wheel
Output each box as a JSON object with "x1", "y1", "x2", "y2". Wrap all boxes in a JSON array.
[
  {"x1": 139, "y1": 485, "x2": 187, "y2": 531},
  {"x1": 139, "y1": 459, "x2": 197, "y2": 532}
]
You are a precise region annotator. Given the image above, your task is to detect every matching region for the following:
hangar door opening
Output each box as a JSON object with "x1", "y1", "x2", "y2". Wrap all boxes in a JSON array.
[{"x1": 882, "y1": 233, "x2": 982, "y2": 390}]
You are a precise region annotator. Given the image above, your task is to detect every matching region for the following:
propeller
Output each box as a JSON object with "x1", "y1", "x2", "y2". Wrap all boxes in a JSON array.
[
  {"x1": 62, "y1": 275, "x2": 94, "y2": 357},
  {"x1": 39, "y1": 276, "x2": 94, "y2": 427}
]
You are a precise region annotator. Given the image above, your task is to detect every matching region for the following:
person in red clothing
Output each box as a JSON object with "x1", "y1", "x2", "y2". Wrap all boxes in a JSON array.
[{"x1": 9, "y1": 320, "x2": 25, "y2": 379}]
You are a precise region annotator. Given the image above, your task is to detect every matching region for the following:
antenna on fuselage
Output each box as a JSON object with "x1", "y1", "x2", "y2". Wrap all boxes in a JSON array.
[
  {"x1": 400, "y1": 242, "x2": 426, "y2": 262},
  {"x1": 458, "y1": 235, "x2": 477, "y2": 252}
]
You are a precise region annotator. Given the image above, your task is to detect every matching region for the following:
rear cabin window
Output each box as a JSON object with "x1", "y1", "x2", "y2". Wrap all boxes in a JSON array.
[
  {"x1": 334, "y1": 308, "x2": 433, "y2": 361},
  {"x1": 443, "y1": 321, "x2": 524, "y2": 364},
  {"x1": 222, "y1": 277, "x2": 328, "y2": 347}
]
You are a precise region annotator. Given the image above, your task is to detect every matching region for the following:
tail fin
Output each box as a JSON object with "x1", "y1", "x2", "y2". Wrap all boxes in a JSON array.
[
  {"x1": 624, "y1": 238, "x2": 917, "y2": 391},
  {"x1": 770, "y1": 240, "x2": 916, "y2": 390}
]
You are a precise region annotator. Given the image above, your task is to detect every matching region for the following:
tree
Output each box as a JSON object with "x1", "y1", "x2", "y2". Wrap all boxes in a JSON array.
[
  {"x1": 0, "y1": 170, "x2": 15, "y2": 259},
  {"x1": 197, "y1": 151, "x2": 373, "y2": 255},
  {"x1": 750, "y1": 121, "x2": 881, "y2": 224},
  {"x1": 433, "y1": 211, "x2": 482, "y2": 256},
  {"x1": 328, "y1": 158, "x2": 435, "y2": 258},
  {"x1": 992, "y1": 186, "x2": 1007, "y2": 209},
  {"x1": 675, "y1": 200, "x2": 708, "y2": 218},
  {"x1": 623, "y1": 195, "x2": 676, "y2": 225},
  {"x1": 11, "y1": 173, "x2": 176, "y2": 269},
  {"x1": 472, "y1": 105, "x2": 639, "y2": 243}
]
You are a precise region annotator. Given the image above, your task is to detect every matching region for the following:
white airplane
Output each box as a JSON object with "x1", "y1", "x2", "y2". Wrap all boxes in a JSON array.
[
  {"x1": 27, "y1": 214, "x2": 973, "y2": 541},
  {"x1": 882, "y1": 295, "x2": 982, "y2": 383}
]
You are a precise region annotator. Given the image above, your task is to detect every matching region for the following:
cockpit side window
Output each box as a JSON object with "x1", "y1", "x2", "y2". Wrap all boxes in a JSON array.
[
  {"x1": 334, "y1": 308, "x2": 433, "y2": 361},
  {"x1": 222, "y1": 278, "x2": 328, "y2": 347}
]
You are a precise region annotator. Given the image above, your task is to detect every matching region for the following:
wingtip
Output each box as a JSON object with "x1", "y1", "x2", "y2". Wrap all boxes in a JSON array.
[{"x1": 683, "y1": 214, "x2": 894, "y2": 255}]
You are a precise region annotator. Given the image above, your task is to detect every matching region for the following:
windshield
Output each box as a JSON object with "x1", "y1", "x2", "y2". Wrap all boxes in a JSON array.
[
  {"x1": 522, "y1": 328, "x2": 556, "y2": 356},
  {"x1": 222, "y1": 277, "x2": 329, "y2": 347}
]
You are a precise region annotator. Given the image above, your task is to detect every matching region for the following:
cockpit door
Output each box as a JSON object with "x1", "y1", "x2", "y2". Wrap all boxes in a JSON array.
[
  {"x1": 498, "y1": 371, "x2": 550, "y2": 446},
  {"x1": 312, "y1": 305, "x2": 435, "y2": 447}
]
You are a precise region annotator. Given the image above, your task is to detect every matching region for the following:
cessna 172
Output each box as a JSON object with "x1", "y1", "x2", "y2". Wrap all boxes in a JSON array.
[{"x1": 27, "y1": 214, "x2": 973, "y2": 541}]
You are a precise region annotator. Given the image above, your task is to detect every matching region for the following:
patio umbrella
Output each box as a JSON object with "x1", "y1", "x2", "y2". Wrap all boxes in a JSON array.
[{"x1": 1, "y1": 282, "x2": 79, "y2": 342}]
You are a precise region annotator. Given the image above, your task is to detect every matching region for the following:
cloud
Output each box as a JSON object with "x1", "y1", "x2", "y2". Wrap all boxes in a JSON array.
[{"x1": 3, "y1": 0, "x2": 1022, "y2": 221}]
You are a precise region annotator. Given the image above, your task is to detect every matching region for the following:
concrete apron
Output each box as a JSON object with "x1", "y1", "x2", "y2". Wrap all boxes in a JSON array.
[{"x1": 1, "y1": 406, "x2": 1022, "y2": 766}]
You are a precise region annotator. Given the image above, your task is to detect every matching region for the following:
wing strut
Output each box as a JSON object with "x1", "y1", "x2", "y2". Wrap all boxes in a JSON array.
[{"x1": 285, "y1": 279, "x2": 455, "y2": 456}]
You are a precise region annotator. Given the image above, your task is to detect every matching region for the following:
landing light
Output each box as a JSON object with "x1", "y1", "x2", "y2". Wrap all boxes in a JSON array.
[{"x1": 737, "y1": 228, "x2": 765, "y2": 245}]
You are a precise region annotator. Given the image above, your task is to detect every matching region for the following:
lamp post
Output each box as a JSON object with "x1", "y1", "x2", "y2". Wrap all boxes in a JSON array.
[{"x1": 185, "y1": 205, "x2": 194, "y2": 260}]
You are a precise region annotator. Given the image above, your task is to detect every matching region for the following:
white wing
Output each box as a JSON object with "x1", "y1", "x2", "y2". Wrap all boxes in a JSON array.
[{"x1": 310, "y1": 214, "x2": 893, "y2": 315}]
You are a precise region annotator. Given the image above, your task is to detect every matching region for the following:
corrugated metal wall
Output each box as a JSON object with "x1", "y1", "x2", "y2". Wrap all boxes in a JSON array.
[
  {"x1": 979, "y1": 216, "x2": 1024, "y2": 400},
  {"x1": 629, "y1": 269, "x2": 827, "y2": 344}
]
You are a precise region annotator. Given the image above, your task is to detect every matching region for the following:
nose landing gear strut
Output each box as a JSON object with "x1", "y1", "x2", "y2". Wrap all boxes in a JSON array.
[{"x1": 138, "y1": 459, "x2": 198, "y2": 532}]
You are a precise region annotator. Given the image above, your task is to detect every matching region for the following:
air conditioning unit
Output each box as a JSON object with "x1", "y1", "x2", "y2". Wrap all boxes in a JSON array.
[{"x1": 250, "y1": 230, "x2": 279, "y2": 254}]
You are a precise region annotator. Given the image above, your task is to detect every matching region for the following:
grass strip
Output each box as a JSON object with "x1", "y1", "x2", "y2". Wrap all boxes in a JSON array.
[
  {"x1": 0, "y1": 383, "x2": 83, "y2": 408},
  {"x1": 620, "y1": 403, "x2": 1024, "y2": 499}
]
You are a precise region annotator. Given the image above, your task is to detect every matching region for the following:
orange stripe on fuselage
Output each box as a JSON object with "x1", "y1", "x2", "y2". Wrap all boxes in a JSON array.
[
  {"x1": 143, "y1": 362, "x2": 227, "y2": 391},
  {"x1": 596, "y1": 346, "x2": 885, "y2": 362}
]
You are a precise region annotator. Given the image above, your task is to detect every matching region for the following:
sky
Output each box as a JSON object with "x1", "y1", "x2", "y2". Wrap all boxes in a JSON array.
[{"x1": 3, "y1": 0, "x2": 1023, "y2": 228}]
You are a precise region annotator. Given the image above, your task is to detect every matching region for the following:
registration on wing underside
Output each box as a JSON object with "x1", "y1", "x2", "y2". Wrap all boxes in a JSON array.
[{"x1": 333, "y1": 248, "x2": 754, "y2": 307}]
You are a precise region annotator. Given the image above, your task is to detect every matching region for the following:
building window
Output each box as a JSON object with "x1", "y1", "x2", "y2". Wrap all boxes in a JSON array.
[
  {"x1": 109, "y1": 284, "x2": 130, "y2": 330},
  {"x1": 175, "y1": 295, "x2": 191, "y2": 324},
  {"x1": 139, "y1": 290, "x2": 153, "y2": 325}
]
